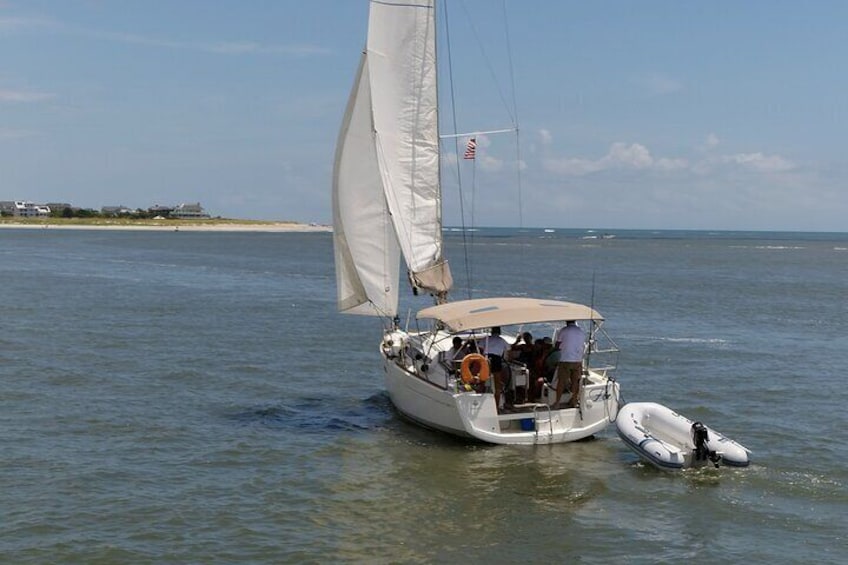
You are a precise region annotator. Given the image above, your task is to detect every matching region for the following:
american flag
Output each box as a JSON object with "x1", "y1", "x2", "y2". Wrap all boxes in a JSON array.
[{"x1": 463, "y1": 137, "x2": 477, "y2": 160}]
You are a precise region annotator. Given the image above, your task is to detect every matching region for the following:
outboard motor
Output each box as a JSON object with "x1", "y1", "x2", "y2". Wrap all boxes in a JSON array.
[{"x1": 692, "y1": 422, "x2": 720, "y2": 467}]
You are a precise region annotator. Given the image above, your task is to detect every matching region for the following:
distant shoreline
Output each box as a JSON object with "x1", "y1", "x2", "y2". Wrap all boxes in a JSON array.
[{"x1": 0, "y1": 219, "x2": 331, "y2": 233}]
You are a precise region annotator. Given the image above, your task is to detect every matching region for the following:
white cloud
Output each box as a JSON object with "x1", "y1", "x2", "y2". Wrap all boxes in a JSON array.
[
  {"x1": 544, "y1": 139, "x2": 793, "y2": 178},
  {"x1": 0, "y1": 16, "x2": 55, "y2": 31},
  {"x1": 637, "y1": 72, "x2": 684, "y2": 95},
  {"x1": 479, "y1": 154, "x2": 503, "y2": 173},
  {"x1": 692, "y1": 151, "x2": 796, "y2": 175},
  {"x1": 0, "y1": 89, "x2": 54, "y2": 103},
  {"x1": 544, "y1": 142, "x2": 687, "y2": 176},
  {"x1": 475, "y1": 135, "x2": 491, "y2": 149},
  {"x1": 722, "y1": 152, "x2": 795, "y2": 172},
  {"x1": 539, "y1": 129, "x2": 552, "y2": 145},
  {"x1": 705, "y1": 133, "x2": 720, "y2": 149},
  {"x1": 101, "y1": 31, "x2": 331, "y2": 56},
  {"x1": 655, "y1": 157, "x2": 689, "y2": 171},
  {"x1": 0, "y1": 128, "x2": 37, "y2": 139},
  {"x1": 208, "y1": 41, "x2": 329, "y2": 56},
  {"x1": 543, "y1": 156, "x2": 604, "y2": 176},
  {"x1": 0, "y1": 16, "x2": 329, "y2": 56},
  {"x1": 608, "y1": 142, "x2": 653, "y2": 168}
]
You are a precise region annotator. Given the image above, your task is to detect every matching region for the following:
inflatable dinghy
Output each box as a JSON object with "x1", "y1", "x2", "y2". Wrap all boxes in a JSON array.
[{"x1": 615, "y1": 402, "x2": 750, "y2": 470}]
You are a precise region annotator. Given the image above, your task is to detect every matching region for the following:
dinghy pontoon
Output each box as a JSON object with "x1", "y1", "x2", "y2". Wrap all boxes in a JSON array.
[{"x1": 615, "y1": 402, "x2": 750, "y2": 470}]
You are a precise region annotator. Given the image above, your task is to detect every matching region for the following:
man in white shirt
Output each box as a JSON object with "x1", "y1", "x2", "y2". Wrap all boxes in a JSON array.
[{"x1": 554, "y1": 320, "x2": 586, "y2": 408}]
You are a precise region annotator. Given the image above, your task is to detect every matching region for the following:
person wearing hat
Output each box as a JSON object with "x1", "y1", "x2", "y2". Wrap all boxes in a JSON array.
[{"x1": 554, "y1": 320, "x2": 587, "y2": 408}]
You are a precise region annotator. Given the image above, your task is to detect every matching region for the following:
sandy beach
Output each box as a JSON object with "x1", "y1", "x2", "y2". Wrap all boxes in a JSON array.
[{"x1": 0, "y1": 221, "x2": 332, "y2": 233}]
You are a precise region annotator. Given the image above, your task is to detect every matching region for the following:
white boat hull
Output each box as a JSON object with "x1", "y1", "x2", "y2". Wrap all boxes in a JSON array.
[
  {"x1": 615, "y1": 402, "x2": 750, "y2": 470},
  {"x1": 383, "y1": 346, "x2": 621, "y2": 446}
]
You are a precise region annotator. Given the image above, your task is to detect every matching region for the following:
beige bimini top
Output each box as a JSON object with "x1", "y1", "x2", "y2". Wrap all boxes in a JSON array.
[{"x1": 417, "y1": 297, "x2": 602, "y2": 332}]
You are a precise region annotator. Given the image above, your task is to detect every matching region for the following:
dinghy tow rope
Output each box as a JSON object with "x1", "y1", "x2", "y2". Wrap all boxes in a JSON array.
[{"x1": 604, "y1": 376, "x2": 621, "y2": 423}]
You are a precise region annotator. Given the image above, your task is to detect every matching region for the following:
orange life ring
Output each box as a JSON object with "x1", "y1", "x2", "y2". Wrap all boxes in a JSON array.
[{"x1": 460, "y1": 353, "x2": 490, "y2": 384}]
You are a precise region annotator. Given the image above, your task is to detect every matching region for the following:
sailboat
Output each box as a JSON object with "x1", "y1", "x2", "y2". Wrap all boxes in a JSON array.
[{"x1": 332, "y1": 0, "x2": 622, "y2": 444}]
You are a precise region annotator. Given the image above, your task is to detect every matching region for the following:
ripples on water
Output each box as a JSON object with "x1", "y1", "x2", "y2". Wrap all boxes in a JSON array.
[{"x1": 1, "y1": 229, "x2": 846, "y2": 563}]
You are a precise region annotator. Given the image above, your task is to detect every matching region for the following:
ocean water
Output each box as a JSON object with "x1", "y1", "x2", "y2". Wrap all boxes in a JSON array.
[{"x1": 1, "y1": 227, "x2": 846, "y2": 563}]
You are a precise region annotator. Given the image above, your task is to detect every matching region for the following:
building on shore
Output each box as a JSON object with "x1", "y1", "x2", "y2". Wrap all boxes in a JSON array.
[
  {"x1": 101, "y1": 205, "x2": 136, "y2": 216},
  {"x1": 148, "y1": 204, "x2": 174, "y2": 218},
  {"x1": 170, "y1": 202, "x2": 210, "y2": 219},
  {"x1": 1, "y1": 199, "x2": 212, "y2": 219},
  {"x1": 0, "y1": 201, "x2": 51, "y2": 217}
]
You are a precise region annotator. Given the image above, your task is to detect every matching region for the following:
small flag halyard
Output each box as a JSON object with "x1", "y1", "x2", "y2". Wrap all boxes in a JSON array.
[{"x1": 463, "y1": 137, "x2": 477, "y2": 160}]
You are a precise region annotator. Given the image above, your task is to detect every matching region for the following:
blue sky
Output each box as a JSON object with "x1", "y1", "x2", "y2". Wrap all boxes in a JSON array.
[{"x1": 2, "y1": 1, "x2": 846, "y2": 231}]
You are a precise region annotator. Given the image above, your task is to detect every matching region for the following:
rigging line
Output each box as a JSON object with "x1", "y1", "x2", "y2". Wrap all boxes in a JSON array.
[
  {"x1": 514, "y1": 128, "x2": 524, "y2": 229},
  {"x1": 502, "y1": 0, "x2": 523, "y2": 229},
  {"x1": 585, "y1": 270, "x2": 597, "y2": 371},
  {"x1": 453, "y1": 0, "x2": 523, "y2": 231},
  {"x1": 470, "y1": 155, "x2": 476, "y2": 271},
  {"x1": 443, "y1": 0, "x2": 474, "y2": 300},
  {"x1": 458, "y1": 0, "x2": 515, "y2": 124}
]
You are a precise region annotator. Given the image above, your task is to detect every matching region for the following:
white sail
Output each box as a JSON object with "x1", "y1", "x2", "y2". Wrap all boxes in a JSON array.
[
  {"x1": 332, "y1": 0, "x2": 452, "y2": 317},
  {"x1": 367, "y1": 0, "x2": 452, "y2": 294},
  {"x1": 333, "y1": 53, "x2": 401, "y2": 317}
]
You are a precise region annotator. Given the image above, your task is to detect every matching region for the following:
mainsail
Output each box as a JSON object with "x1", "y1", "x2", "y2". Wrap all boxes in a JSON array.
[{"x1": 333, "y1": 0, "x2": 452, "y2": 317}]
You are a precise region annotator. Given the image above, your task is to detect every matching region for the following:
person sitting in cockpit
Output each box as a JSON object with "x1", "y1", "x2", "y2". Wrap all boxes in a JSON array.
[{"x1": 438, "y1": 336, "x2": 459, "y2": 370}]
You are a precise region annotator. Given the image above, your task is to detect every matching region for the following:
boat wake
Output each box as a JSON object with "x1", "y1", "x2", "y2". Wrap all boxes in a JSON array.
[{"x1": 628, "y1": 335, "x2": 728, "y2": 345}]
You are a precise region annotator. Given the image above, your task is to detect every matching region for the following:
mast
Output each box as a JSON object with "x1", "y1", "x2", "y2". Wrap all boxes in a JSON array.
[{"x1": 431, "y1": 0, "x2": 447, "y2": 305}]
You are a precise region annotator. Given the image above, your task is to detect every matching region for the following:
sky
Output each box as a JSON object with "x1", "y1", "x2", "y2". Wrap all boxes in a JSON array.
[{"x1": 1, "y1": 0, "x2": 847, "y2": 231}]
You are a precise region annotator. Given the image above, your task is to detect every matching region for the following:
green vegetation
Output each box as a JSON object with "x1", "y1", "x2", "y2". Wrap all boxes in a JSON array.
[{"x1": 51, "y1": 207, "x2": 156, "y2": 219}]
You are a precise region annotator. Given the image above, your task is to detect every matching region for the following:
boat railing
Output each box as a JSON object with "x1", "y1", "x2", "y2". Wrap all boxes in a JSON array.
[
  {"x1": 587, "y1": 325, "x2": 620, "y2": 377},
  {"x1": 402, "y1": 335, "x2": 452, "y2": 390}
]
